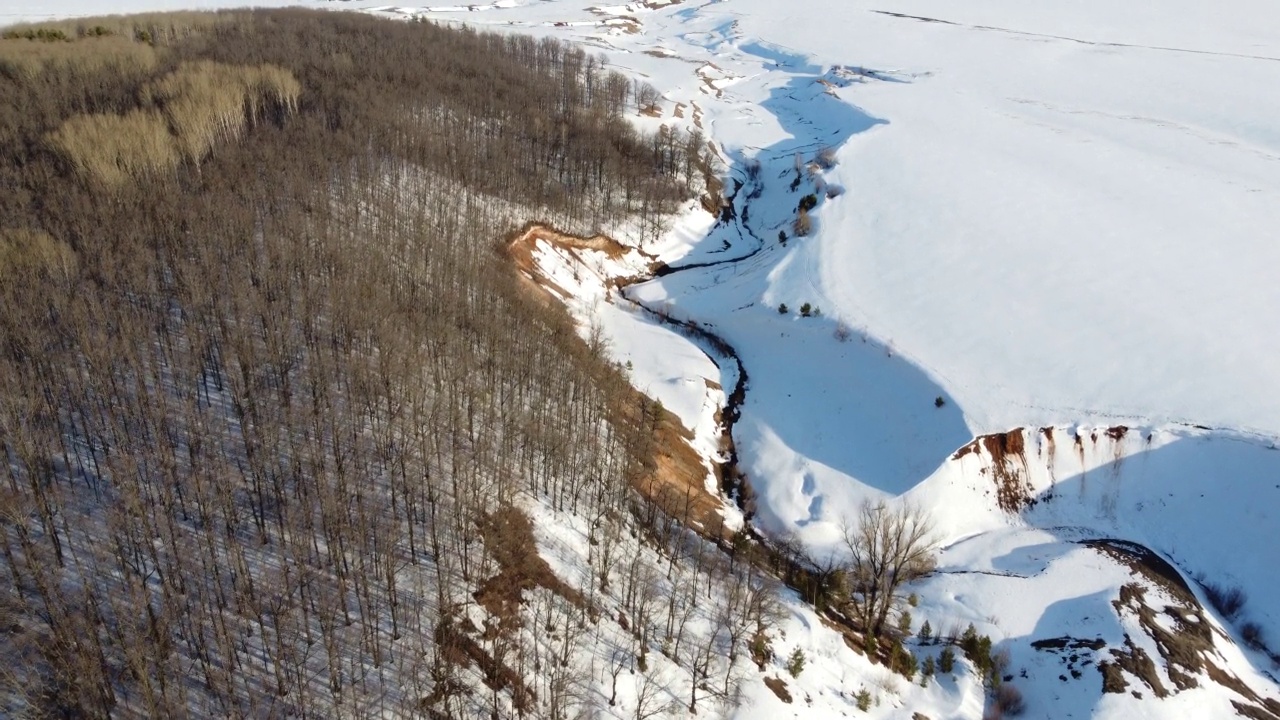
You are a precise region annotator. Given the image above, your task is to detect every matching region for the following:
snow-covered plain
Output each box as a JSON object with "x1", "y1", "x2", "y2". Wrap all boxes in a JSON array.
[{"x1": 9, "y1": 1, "x2": 1280, "y2": 717}]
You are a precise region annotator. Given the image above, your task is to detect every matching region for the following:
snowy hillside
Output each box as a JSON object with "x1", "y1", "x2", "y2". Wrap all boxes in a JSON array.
[{"x1": 8, "y1": 1, "x2": 1280, "y2": 718}]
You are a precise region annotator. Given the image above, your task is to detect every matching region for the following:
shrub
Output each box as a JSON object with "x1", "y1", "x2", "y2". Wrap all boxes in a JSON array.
[
  {"x1": 793, "y1": 209, "x2": 812, "y2": 236},
  {"x1": 816, "y1": 146, "x2": 838, "y2": 169},
  {"x1": 1242, "y1": 621, "x2": 1265, "y2": 650},
  {"x1": 833, "y1": 322, "x2": 853, "y2": 342},
  {"x1": 994, "y1": 683, "x2": 1025, "y2": 716},
  {"x1": 907, "y1": 593, "x2": 919, "y2": 607},
  {"x1": 750, "y1": 631, "x2": 773, "y2": 669},
  {"x1": 935, "y1": 396, "x2": 946, "y2": 408},
  {"x1": 798, "y1": 193, "x2": 818, "y2": 212},
  {"x1": 778, "y1": 303, "x2": 788, "y2": 314},
  {"x1": 990, "y1": 647, "x2": 1011, "y2": 684},
  {"x1": 786, "y1": 647, "x2": 806, "y2": 677},
  {"x1": 855, "y1": 688, "x2": 871, "y2": 711},
  {"x1": 800, "y1": 302, "x2": 812, "y2": 317},
  {"x1": 778, "y1": 230, "x2": 787, "y2": 244}
]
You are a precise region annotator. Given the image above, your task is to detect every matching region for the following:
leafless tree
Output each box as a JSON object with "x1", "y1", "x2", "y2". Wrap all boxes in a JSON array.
[{"x1": 841, "y1": 500, "x2": 938, "y2": 639}]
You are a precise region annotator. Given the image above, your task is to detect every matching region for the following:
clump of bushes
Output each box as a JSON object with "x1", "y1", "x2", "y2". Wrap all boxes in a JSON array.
[
  {"x1": 1200, "y1": 578, "x2": 1247, "y2": 620},
  {"x1": 2, "y1": 27, "x2": 71, "y2": 42},
  {"x1": 1241, "y1": 622, "x2": 1265, "y2": 650},
  {"x1": 960, "y1": 623, "x2": 1008, "y2": 686}
]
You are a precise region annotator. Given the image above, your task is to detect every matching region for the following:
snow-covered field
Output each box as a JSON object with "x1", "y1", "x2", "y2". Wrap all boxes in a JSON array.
[{"x1": 8, "y1": 1, "x2": 1280, "y2": 717}]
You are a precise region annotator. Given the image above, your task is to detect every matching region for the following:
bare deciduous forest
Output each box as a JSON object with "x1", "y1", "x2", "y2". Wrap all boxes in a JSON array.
[{"x1": 0, "y1": 10, "x2": 785, "y2": 719}]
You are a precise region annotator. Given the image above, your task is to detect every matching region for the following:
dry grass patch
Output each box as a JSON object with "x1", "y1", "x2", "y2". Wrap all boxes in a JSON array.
[
  {"x1": 0, "y1": 229, "x2": 76, "y2": 281},
  {"x1": 5, "y1": 11, "x2": 248, "y2": 46},
  {"x1": 0, "y1": 35, "x2": 157, "y2": 82},
  {"x1": 48, "y1": 60, "x2": 301, "y2": 188},
  {"x1": 145, "y1": 61, "x2": 301, "y2": 161},
  {"x1": 47, "y1": 109, "x2": 178, "y2": 188},
  {"x1": 763, "y1": 675, "x2": 792, "y2": 703}
]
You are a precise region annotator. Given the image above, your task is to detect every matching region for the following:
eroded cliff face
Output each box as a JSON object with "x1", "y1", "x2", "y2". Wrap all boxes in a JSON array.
[{"x1": 949, "y1": 425, "x2": 1156, "y2": 514}]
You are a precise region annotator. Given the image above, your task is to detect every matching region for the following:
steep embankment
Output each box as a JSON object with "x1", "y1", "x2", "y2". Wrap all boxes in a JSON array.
[{"x1": 507, "y1": 222, "x2": 748, "y2": 536}]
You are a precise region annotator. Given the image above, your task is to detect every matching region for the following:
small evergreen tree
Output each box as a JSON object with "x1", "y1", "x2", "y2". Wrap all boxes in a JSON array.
[
  {"x1": 973, "y1": 635, "x2": 994, "y2": 681},
  {"x1": 918, "y1": 620, "x2": 932, "y2": 643},
  {"x1": 922, "y1": 655, "x2": 936, "y2": 683},
  {"x1": 800, "y1": 302, "x2": 812, "y2": 317},
  {"x1": 786, "y1": 647, "x2": 806, "y2": 678},
  {"x1": 855, "y1": 688, "x2": 872, "y2": 711},
  {"x1": 939, "y1": 646, "x2": 956, "y2": 674},
  {"x1": 778, "y1": 303, "x2": 789, "y2": 314},
  {"x1": 900, "y1": 648, "x2": 918, "y2": 681},
  {"x1": 897, "y1": 610, "x2": 912, "y2": 634},
  {"x1": 960, "y1": 623, "x2": 979, "y2": 656}
]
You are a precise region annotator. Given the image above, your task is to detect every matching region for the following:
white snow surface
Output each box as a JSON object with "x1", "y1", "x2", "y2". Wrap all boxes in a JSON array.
[{"x1": 9, "y1": 1, "x2": 1280, "y2": 717}]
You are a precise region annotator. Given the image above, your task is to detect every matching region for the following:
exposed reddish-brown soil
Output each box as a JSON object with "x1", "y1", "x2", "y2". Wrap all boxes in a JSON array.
[
  {"x1": 763, "y1": 676, "x2": 793, "y2": 703},
  {"x1": 952, "y1": 428, "x2": 1034, "y2": 512},
  {"x1": 504, "y1": 223, "x2": 732, "y2": 539},
  {"x1": 475, "y1": 506, "x2": 588, "y2": 630}
]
